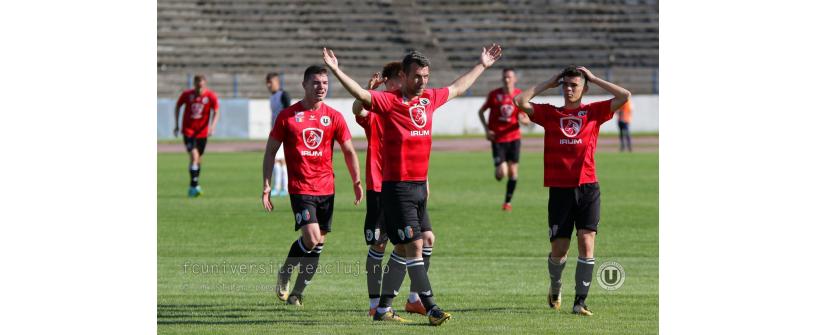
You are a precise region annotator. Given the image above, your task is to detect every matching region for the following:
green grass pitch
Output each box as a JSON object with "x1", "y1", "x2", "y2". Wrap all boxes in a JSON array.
[{"x1": 158, "y1": 149, "x2": 658, "y2": 334}]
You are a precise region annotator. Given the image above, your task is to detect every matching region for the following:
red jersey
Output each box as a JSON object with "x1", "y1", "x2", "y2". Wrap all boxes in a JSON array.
[
  {"x1": 176, "y1": 89, "x2": 219, "y2": 138},
  {"x1": 482, "y1": 87, "x2": 523, "y2": 143},
  {"x1": 269, "y1": 101, "x2": 352, "y2": 195},
  {"x1": 530, "y1": 99, "x2": 614, "y2": 188},
  {"x1": 368, "y1": 88, "x2": 450, "y2": 182},
  {"x1": 355, "y1": 112, "x2": 384, "y2": 192}
]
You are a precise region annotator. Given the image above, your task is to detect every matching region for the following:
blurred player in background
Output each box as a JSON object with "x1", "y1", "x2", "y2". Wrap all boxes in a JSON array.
[
  {"x1": 478, "y1": 68, "x2": 530, "y2": 211},
  {"x1": 266, "y1": 72, "x2": 292, "y2": 196},
  {"x1": 173, "y1": 74, "x2": 220, "y2": 197},
  {"x1": 616, "y1": 100, "x2": 633, "y2": 152},
  {"x1": 261, "y1": 65, "x2": 363, "y2": 307},
  {"x1": 514, "y1": 65, "x2": 630, "y2": 316},
  {"x1": 325, "y1": 44, "x2": 502, "y2": 325}
]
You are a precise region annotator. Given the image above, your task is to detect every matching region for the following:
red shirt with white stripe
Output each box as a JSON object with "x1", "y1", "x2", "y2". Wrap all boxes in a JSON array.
[
  {"x1": 176, "y1": 89, "x2": 219, "y2": 138},
  {"x1": 529, "y1": 99, "x2": 614, "y2": 187},
  {"x1": 367, "y1": 88, "x2": 450, "y2": 182},
  {"x1": 483, "y1": 87, "x2": 523, "y2": 143},
  {"x1": 355, "y1": 112, "x2": 384, "y2": 192},
  {"x1": 270, "y1": 101, "x2": 351, "y2": 195}
]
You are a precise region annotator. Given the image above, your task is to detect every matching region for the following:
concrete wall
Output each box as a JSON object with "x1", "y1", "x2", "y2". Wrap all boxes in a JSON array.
[{"x1": 158, "y1": 95, "x2": 658, "y2": 139}]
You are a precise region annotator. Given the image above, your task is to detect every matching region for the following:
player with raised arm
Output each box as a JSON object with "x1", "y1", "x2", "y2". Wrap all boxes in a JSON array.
[
  {"x1": 478, "y1": 68, "x2": 530, "y2": 211},
  {"x1": 261, "y1": 65, "x2": 363, "y2": 307},
  {"x1": 173, "y1": 74, "x2": 220, "y2": 197},
  {"x1": 324, "y1": 44, "x2": 502, "y2": 325},
  {"x1": 514, "y1": 65, "x2": 631, "y2": 316},
  {"x1": 352, "y1": 63, "x2": 436, "y2": 317}
]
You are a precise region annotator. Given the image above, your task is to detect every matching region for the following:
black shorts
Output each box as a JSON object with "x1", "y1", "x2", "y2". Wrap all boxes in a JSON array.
[
  {"x1": 618, "y1": 121, "x2": 630, "y2": 131},
  {"x1": 381, "y1": 181, "x2": 430, "y2": 244},
  {"x1": 547, "y1": 183, "x2": 601, "y2": 241},
  {"x1": 491, "y1": 139, "x2": 521, "y2": 166},
  {"x1": 289, "y1": 194, "x2": 335, "y2": 232},
  {"x1": 183, "y1": 136, "x2": 208, "y2": 155},
  {"x1": 363, "y1": 190, "x2": 389, "y2": 245}
]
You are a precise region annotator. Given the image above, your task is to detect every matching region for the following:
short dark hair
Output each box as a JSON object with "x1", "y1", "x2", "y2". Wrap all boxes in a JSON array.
[
  {"x1": 382, "y1": 62, "x2": 402, "y2": 80},
  {"x1": 502, "y1": 67, "x2": 515, "y2": 74},
  {"x1": 193, "y1": 74, "x2": 206, "y2": 82},
  {"x1": 266, "y1": 72, "x2": 279, "y2": 82},
  {"x1": 560, "y1": 65, "x2": 586, "y2": 85},
  {"x1": 303, "y1": 65, "x2": 328, "y2": 82},
  {"x1": 402, "y1": 50, "x2": 430, "y2": 72}
]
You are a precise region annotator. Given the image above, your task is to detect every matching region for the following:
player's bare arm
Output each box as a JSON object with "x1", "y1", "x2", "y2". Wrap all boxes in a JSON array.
[
  {"x1": 576, "y1": 66, "x2": 631, "y2": 112},
  {"x1": 477, "y1": 104, "x2": 495, "y2": 141},
  {"x1": 208, "y1": 107, "x2": 220, "y2": 137},
  {"x1": 322, "y1": 48, "x2": 372, "y2": 107},
  {"x1": 447, "y1": 43, "x2": 503, "y2": 102},
  {"x1": 262, "y1": 138, "x2": 283, "y2": 212},
  {"x1": 173, "y1": 105, "x2": 181, "y2": 137},
  {"x1": 351, "y1": 72, "x2": 383, "y2": 117},
  {"x1": 514, "y1": 72, "x2": 561, "y2": 118},
  {"x1": 518, "y1": 110, "x2": 531, "y2": 125},
  {"x1": 339, "y1": 139, "x2": 364, "y2": 206}
]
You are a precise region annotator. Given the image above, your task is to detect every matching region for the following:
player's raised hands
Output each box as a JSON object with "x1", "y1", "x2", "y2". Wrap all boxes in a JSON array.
[
  {"x1": 368, "y1": 72, "x2": 384, "y2": 90},
  {"x1": 262, "y1": 187, "x2": 275, "y2": 212},
  {"x1": 576, "y1": 66, "x2": 597, "y2": 82},
  {"x1": 480, "y1": 43, "x2": 503, "y2": 68},
  {"x1": 322, "y1": 47, "x2": 339, "y2": 71}
]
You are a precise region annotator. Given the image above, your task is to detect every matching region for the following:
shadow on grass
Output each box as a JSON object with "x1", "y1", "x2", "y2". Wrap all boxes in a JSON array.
[{"x1": 158, "y1": 319, "x2": 329, "y2": 325}]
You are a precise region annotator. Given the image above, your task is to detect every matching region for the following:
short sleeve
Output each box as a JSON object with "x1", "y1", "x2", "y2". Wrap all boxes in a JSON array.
[
  {"x1": 589, "y1": 99, "x2": 614, "y2": 124},
  {"x1": 480, "y1": 91, "x2": 492, "y2": 110},
  {"x1": 175, "y1": 91, "x2": 187, "y2": 109},
  {"x1": 530, "y1": 103, "x2": 551, "y2": 126},
  {"x1": 368, "y1": 90, "x2": 392, "y2": 115},
  {"x1": 431, "y1": 87, "x2": 450, "y2": 108},
  {"x1": 269, "y1": 110, "x2": 286, "y2": 141},
  {"x1": 354, "y1": 113, "x2": 370, "y2": 130},
  {"x1": 334, "y1": 113, "x2": 352, "y2": 143}
]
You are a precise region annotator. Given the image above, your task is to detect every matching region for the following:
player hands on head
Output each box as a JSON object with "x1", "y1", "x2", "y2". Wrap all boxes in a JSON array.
[
  {"x1": 514, "y1": 65, "x2": 631, "y2": 316},
  {"x1": 322, "y1": 44, "x2": 502, "y2": 326},
  {"x1": 261, "y1": 65, "x2": 363, "y2": 307}
]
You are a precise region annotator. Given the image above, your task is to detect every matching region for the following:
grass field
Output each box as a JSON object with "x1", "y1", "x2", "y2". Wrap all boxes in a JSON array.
[{"x1": 158, "y1": 149, "x2": 658, "y2": 334}]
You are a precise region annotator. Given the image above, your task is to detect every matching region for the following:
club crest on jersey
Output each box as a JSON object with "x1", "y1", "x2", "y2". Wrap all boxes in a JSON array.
[
  {"x1": 302, "y1": 128, "x2": 323, "y2": 149},
  {"x1": 409, "y1": 105, "x2": 427, "y2": 128},
  {"x1": 500, "y1": 104, "x2": 514, "y2": 122},
  {"x1": 202, "y1": 97, "x2": 209, "y2": 104},
  {"x1": 577, "y1": 110, "x2": 587, "y2": 117},
  {"x1": 295, "y1": 112, "x2": 305, "y2": 122},
  {"x1": 320, "y1": 116, "x2": 331, "y2": 126},
  {"x1": 560, "y1": 116, "x2": 582, "y2": 138},
  {"x1": 419, "y1": 98, "x2": 430, "y2": 106}
]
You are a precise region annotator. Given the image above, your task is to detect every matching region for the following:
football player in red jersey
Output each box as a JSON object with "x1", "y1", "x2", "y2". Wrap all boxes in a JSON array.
[
  {"x1": 324, "y1": 45, "x2": 502, "y2": 325},
  {"x1": 261, "y1": 65, "x2": 363, "y2": 307},
  {"x1": 478, "y1": 68, "x2": 530, "y2": 211},
  {"x1": 173, "y1": 74, "x2": 220, "y2": 197},
  {"x1": 514, "y1": 65, "x2": 631, "y2": 316}
]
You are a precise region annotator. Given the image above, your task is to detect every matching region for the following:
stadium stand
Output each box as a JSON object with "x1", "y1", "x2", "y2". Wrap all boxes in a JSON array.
[{"x1": 158, "y1": 0, "x2": 658, "y2": 98}]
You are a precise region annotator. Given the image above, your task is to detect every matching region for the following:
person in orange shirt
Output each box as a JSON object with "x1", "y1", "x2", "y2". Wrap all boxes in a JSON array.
[{"x1": 616, "y1": 100, "x2": 633, "y2": 152}]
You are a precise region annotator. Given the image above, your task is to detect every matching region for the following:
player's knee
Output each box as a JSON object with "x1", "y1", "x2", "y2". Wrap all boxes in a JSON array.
[
  {"x1": 302, "y1": 232, "x2": 320, "y2": 250},
  {"x1": 371, "y1": 244, "x2": 386, "y2": 253}
]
